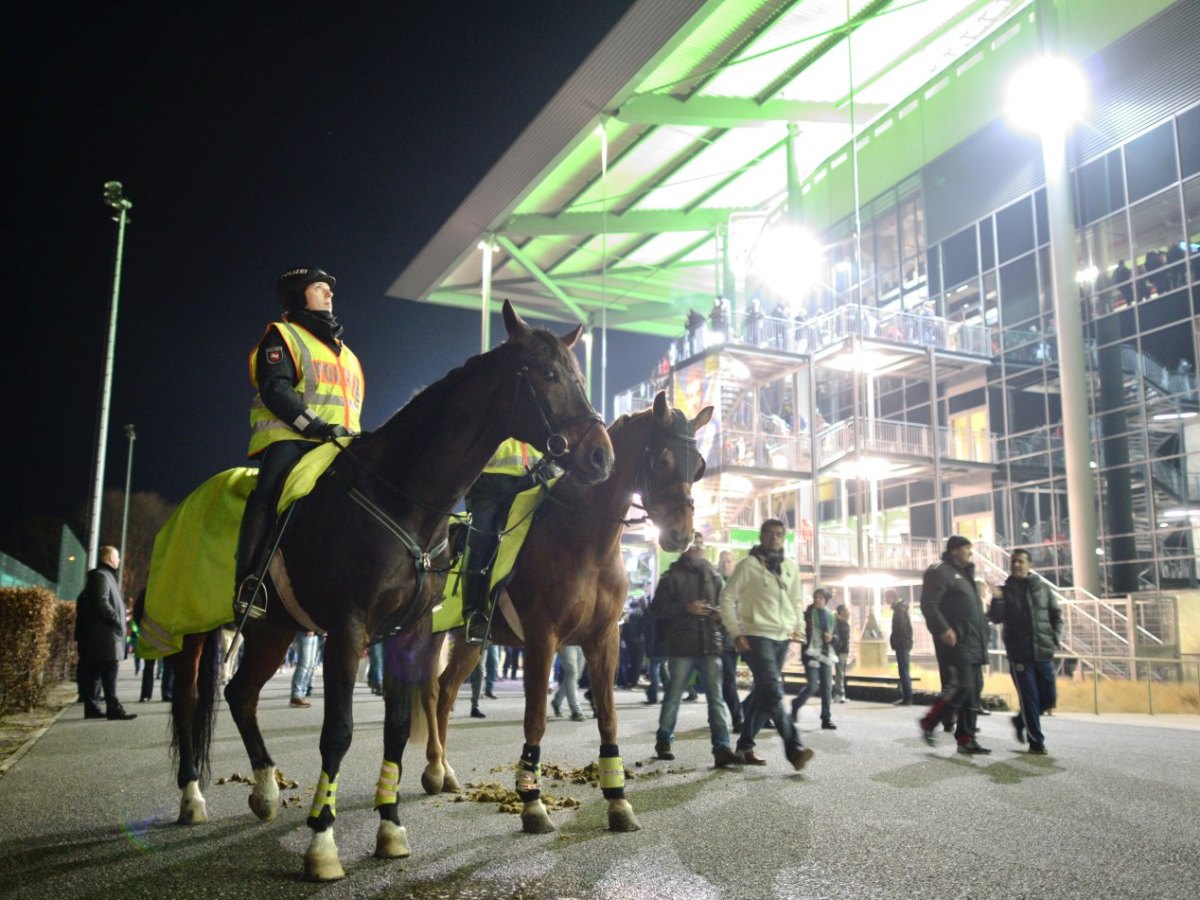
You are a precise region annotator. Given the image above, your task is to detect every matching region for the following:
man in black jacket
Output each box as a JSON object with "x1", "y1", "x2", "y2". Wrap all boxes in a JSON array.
[
  {"x1": 652, "y1": 536, "x2": 739, "y2": 767},
  {"x1": 988, "y1": 548, "x2": 1062, "y2": 754},
  {"x1": 75, "y1": 546, "x2": 136, "y2": 721},
  {"x1": 887, "y1": 588, "x2": 914, "y2": 705},
  {"x1": 918, "y1": 536, "x2": 989, "y2": 754}
]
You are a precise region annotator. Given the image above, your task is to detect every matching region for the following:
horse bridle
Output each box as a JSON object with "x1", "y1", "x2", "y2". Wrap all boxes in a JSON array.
[
  {"x1": 625, "y1": 414, "x2": 705, "y2": 526},
  {"x1": 513, "y1": 365, "x2": 604, "y2": 461}
]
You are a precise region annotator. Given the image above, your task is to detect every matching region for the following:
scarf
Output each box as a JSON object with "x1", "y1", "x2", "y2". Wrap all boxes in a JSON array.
[{"x1": 749, "y1": 544, "x2": 783, "y2": 575}]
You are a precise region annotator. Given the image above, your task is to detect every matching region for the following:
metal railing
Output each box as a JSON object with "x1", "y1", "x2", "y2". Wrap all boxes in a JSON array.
[
  {"x1": 718, "y1": 428, "x2": 811, "y2": 471},
  {"x1": 818, "y1": 418, "x2": 996, "y2": 465}
]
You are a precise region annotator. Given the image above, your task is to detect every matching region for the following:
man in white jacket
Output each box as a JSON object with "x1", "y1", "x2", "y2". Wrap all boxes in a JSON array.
[{"x1": 720, "y1": 519, "x2": 813, "y2": 770}]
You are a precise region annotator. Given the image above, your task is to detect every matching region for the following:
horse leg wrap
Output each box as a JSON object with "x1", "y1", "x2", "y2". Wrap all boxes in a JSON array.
[
  {"x1": 374, "y1": 760, "x2": 400, "y2": 809},
  {"x1": 307, "y1": 770, "x2": 338, "y2": 829},
  {"x1": 516, "y1": 744, "x2": 541, "y2": 803},
  {"x1": 598, "y1": 744, "x2": 625, "y2": 800}
]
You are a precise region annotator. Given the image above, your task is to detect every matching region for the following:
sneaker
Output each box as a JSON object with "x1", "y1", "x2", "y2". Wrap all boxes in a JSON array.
[
  {"x1": 289, "y1": 697, "x2": 311, "y2": 708},
  {"x1": 956, "y1": 741, "x2": 992, "y2": 755},
  {"x1": 1012, "y1": 714, "x2": 1026, "y2": 744},
  {"x1": 789, "y1": 701, "x2": 800, "y2": 723},
  {"x1": 1027, "y1": 743, "x2": 1048, "y2": 755},
  {"x1": 786, "y1": 746, "x2": 815, "y2": 771},
  {"x1": 892, "y1": 699, "x2": 912, "y2": 706},
  {"x1": 654, "y1": 741, "x2": 675, "y2": 761},
  {"x1": 978, "y1": 707, "x2": 992, "y2": 716},
  {"x1": 107, "y1": 709, "x2": 137, "y2": 720},
  {"x1": 470, "y1": 707, "x2": 486, "y2": 719},
  {"x1": 551, "y1": 699, "x2": 562, "y2": 718},
  {"x1": 570, "y1": 711, "x2": 586, "y2": 722},
  {"x1": 919, "y1": 720, "x2": 937, "y2": 746},
  {"x1": 713, "y1": 747, "x2": 740, "y2": 768},
  {"x1": 821, "y1": 721, "x2": 837, "y2": 730},
  {"x1": 485, "y1": 690, "x2": 498, "y2": 700}
]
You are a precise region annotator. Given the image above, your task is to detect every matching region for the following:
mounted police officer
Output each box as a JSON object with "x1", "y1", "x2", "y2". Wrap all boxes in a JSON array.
[
  {"x1": 235, "y1": 266, "x2": 364, "y2": 618},
  {"x1": 461, "y1": 439, "x2": 547, "y2": 643}
]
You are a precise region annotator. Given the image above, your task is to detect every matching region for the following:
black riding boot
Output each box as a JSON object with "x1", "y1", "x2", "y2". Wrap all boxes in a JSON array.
[{"x1": 234, "y1": 492, "x2": 274, "y2": 619}]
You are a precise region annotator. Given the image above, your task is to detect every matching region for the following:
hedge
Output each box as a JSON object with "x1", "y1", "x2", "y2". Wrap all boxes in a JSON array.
[{"x1": 0, "y1": 587, "x2": 77, "y2": 714}]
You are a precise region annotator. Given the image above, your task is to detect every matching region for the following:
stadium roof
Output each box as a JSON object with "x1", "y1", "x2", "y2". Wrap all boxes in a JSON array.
[{"x1": 389, "y1": 0, "x2": 1173, "y2": 337}]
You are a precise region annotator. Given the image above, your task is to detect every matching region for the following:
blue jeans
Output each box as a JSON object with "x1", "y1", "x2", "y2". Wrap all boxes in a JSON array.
[
  {"x1": 894, "y1": 647, "x2": 913, "y2": 702},
  {"x1": 291, "y1": 633, "x2": 318, "y2": 700},
  {"x1": 792, "y1": 657, "x2": 832, "y2": 723},
  {"x1": 737, "y1": 636, "x2": 802, "y2": 755},
  {"x1": 1011, "y1": 659, "x2": 1056, "y2": 747},
  {"x1": 553, "y1": 645, "x2": 583, "y2": 715},
  {"x1": 645, "y1": 656, "x2": 665, "y2": 701},
  {"x1": 656, "y1": 655, "x2": 732, "y2": 753}
]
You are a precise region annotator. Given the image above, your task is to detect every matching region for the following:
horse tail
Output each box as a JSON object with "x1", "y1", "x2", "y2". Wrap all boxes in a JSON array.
[{"x1": 191, "y1": 628, "x2": 222, "y2": 783}]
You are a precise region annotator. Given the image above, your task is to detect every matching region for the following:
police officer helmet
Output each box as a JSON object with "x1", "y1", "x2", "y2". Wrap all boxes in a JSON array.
[{"x1": 276, "y1": 267, "x2": 336, "y2": 310}]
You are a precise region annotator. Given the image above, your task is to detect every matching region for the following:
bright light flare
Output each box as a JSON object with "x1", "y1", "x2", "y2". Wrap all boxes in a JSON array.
[
  {"x1": 1005, "y1": 56, "x2": 1087, "y2": 135},
  {"x1": 752, "y1": 222, "x2": 823, "y2": 298}
]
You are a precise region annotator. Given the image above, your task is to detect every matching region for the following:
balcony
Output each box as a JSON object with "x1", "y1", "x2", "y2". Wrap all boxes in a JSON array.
[{"x1": 818, "y1": 419, "x2": 996, "y2": 470}]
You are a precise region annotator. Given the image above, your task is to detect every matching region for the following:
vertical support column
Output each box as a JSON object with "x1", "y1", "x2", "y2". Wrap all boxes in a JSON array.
[
  {"x1": 1035, "y1": 0, "x2": 1102, "y2": 594},
  {"x1": 852, "y1": 336, "x2": 865, "y2": 568},
  {"x1": 809, "y1": 354, "x2": 822, "y2": 583},
  {"x1": 479, "y1": 237, "x2": 494, "y2": 354},
  {"x1": 929, "y1": 347, "x2": 944, "y2": 542}
]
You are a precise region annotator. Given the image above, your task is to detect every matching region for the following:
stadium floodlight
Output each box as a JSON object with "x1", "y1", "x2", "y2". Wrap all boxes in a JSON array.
[{"x1": 1004, "y1": 55, "x2": 1087, "y2": 136}]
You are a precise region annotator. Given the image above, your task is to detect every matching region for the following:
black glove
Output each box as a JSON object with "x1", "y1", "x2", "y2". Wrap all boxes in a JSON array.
[{"x1": 309, "y1": 420, "x2": 351, "y2": 440}]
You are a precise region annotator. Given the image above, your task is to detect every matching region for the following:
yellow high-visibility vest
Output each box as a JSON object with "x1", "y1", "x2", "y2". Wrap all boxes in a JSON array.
[
  {"x1": 247, "y1": 321, "x2": 364, "y2": 457},
  {"x1": 483, "y1": 438, "x2": 541, "y2": 475}
]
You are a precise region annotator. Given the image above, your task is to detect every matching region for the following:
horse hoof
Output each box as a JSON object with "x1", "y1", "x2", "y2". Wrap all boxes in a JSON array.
[
  {"x1": 608, "y1": 799, "x2": 641, "y2": 832},
  {"x1": 442, "y1": 768, "x2": 461, "y2": 794},
  {"x1": 178, "y1": 781, "x2": 208, "y2": 825},
  {"x1": 249, "y1": 766, "x2": 279, "y2": 821},
  {"x1": 420, "y1": 767, "x2": 443, "y2": 796},
  {"x1": 520, "y1": 801, "x2": 555, "y2": 834},
  {"x1": 304, "y1": 830, "x2": 344, "y2": 882},
  {"x1": 374, "y1": 821, "x2": 411, "y2": 859}
]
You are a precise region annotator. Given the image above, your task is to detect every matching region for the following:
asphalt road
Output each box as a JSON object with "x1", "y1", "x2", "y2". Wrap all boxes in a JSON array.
[{"x1": 1, "y1": 664, "x2": 1198, "y2": 899}]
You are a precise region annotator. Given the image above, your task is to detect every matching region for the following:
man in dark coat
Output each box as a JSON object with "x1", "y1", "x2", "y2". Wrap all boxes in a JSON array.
[
  {"x1": 918, "y1": 536, "x2": 988, "y2": 753},
  {"x1": 652, "y1": 536, "x2": 738, "y2": 767},
  {"x1": 887, "y1": 588, "x2": 914, "y2": 705},
  {"x1": 988, "y1": 548, "x2": 1062, "y2": 754},
  {"x1": 75, "y1": 545, "x2": 136, "y2": 720}
]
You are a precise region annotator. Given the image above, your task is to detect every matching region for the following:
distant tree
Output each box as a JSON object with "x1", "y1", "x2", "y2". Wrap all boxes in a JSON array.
[{"x1": 90, "y1": 489, "x2": 176, "y2": 600}]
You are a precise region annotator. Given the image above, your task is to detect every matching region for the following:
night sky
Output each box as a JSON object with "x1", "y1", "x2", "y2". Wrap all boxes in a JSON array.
[{"x1": 10, "y1": 1, "x2": 664, "y2": 539}]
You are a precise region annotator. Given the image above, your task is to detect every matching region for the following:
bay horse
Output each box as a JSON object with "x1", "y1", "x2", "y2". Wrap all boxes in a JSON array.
[
  {"x1": 166, "y1": 301, "x2": 614, "y2": 881},
  {"x1": 419, "y1": 391, "x2": 712, "y2": 833}
]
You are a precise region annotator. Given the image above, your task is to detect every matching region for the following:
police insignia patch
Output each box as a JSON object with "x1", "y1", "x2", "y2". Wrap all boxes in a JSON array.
[{"x1": 266, "y1": 347, "x2": 283, "y2": 365}]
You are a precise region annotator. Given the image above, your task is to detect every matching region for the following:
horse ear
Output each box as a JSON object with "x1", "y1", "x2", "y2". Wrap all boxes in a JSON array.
[
  {"x1": 692, "y1": 405, "x2": 715, "y2": 432},
  {"x1": 560, "y1": 322, "x2": 584, "y2": 349},
  {"x1": 502, "y1": 300, "x2": 531, "y2": 339},
  {"x1": 653, "y1": 391, "x2": 670, "y2": 424}
]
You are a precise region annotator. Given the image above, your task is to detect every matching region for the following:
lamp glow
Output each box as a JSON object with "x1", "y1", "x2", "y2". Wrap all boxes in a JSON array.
[{"x1": 1004, "y1": 56, "x2": 1087, "y2": 135}]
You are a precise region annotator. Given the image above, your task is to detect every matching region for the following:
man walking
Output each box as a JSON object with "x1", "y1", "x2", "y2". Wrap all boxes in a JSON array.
[
  {"x1": 75, "y1": 545, "x2": 136, "y2": 721},
  {"x1": 652, "y1": 535, "x2": 739, "y2": 767},
  {"x1": 719, "y1": 519, "x2": 813, "y2": 771},
  {"x1": 918, "y1": 536, "x2": 990, "y2": 754},
  {"x1": 887, "y1": 588, "x2": 914, "y2": 706},
  {"x1": 790, "y1": 588, "x2": 836, "y2": 729},
  {"x1": 988, "y1": 549, "x2": 1062, "y2": 754}
]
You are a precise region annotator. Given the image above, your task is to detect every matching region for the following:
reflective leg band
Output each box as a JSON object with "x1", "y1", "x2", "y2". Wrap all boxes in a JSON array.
[
  {"x1": 374, "y1": 760, "x2": 400, "y2": 808},
  {"x1": 516, "y1": 758, "x2": 541, "y2": 801},
  {"x1": 598, "y1": 756, "x2": 625, "y2": 796},
  {"x1": 309, "y1": 770, "x2": 338, "y2": 820}
]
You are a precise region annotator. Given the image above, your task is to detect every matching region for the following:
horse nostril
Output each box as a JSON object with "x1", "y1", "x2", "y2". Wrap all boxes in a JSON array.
[{"x1": 590, "y1": 446, "x2": 611, "y2": 474}]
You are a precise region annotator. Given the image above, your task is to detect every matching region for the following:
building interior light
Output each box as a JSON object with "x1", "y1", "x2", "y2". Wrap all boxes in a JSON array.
[{"x1": 1152, "y1": 411, "x2": 1197, "y2": 421}]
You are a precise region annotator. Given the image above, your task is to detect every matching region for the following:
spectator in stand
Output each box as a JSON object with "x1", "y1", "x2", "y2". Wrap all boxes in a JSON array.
[
  {"x1": 987, "y1": 548, "x2": 1062, "y2": 754},
  {"x1": 832, "y1": 603, "x2": 851, "y2": 704},
  {"x1": 887, "y1": 588, "x2": 914, "y2": 706}
]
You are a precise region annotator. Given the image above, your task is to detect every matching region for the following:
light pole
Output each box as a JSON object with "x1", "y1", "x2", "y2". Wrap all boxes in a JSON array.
[
  {"x1": 86, "y1": 181, "x2": 132, "y2": 569},
  {"x1": 118, "y1": 424, "x2": 136, "y2": 590}
]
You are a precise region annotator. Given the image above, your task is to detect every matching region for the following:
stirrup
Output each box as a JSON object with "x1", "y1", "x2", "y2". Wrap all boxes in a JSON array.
[
  {"x1": 234, "y1": 575, "x2": 268, "y2": 620},
  {"x1": 464, "y1": 613, "x2": 490, "y2": 645}
]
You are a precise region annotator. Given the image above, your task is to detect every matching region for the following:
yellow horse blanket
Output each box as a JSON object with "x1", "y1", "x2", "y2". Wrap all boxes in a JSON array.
[{"x1": 136, "y1": 439, "x2": 350, "y2": 658}]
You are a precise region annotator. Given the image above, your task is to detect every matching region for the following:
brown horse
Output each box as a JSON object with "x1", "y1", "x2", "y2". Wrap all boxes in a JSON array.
[
  {"x1": 420, "y1": 391, "x2": 712, "y2": 833},
  {"x1": 165, "y1": 301, "x2": 613, "y2": 881}
]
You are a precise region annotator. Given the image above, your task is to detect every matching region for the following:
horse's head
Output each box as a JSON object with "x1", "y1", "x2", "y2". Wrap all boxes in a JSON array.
[
  {"x1": 637, "y1": 391, "x2": 713, "y2": 552},
  {"x1": 500, "y1": 300, "x2": 614, "y2": 485}
]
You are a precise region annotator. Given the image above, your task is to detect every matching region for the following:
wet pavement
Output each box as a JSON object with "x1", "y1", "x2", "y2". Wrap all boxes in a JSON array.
[{"x1": 1, "y1": 663, "x2": 1198, "y2": 899}]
